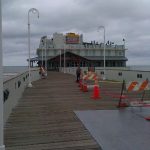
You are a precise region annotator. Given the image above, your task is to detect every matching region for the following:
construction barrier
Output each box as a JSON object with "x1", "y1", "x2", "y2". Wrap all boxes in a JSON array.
[
  {"x1": 126, "y1": 80, "x2": 149, "y2": 92},
  {"x1": 117, "y1": 79, "x2": 149, "y2": 107},
  {"x1": 82, "y1": 71, "x2": 100, "y2": 90},
  {"x1": 77, "y1": 70, "x2": 101, "y2": 99}
]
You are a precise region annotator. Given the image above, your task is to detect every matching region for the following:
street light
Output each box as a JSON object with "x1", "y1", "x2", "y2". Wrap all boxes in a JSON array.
[
  {"x1": 98, "y1": 26, "x2": 106, "y2": 80},
  {"x1": 123, "y1": 38, "x2": 125, "y2": 49},
  {"x1": 60, "y1": 49, "x2": 61, "y2": 72},
  {"x1": 28, "y1": 8, "x2": 39, "y2": 87},
  {"x1": 42, "y1": 47, "x2": 43, "y2": 66},
  {"x1": 64, "y1": 44, "x2": 66, "y2": 73},
  {"x1": 41, "y1": 36, "x2": 45, "y2": 67},
  {"x1": 44, "y1": 37, "x2": 47, "y2": 76},
  {"x1": 0, "y1": 1, "x2": 5, "y2": 149}
]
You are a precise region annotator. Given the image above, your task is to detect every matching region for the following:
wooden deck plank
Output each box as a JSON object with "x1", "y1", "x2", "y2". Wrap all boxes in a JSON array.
[{"x1": 4, "y1": 72, "x2": 125, "y2": 150}]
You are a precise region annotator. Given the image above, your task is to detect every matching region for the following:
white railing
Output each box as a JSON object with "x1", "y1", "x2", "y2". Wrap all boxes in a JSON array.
[
  {"x1": 60, "y1": 67, "x2": 150, "y2": 82},
  {"x1": 3, "y1": 68, "x2": 41, "y2": 123}
]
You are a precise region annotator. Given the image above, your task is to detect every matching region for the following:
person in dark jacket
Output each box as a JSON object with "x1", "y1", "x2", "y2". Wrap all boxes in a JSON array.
[{"x1": 76, "y1": 66, "x2": 81, "y2": 82}]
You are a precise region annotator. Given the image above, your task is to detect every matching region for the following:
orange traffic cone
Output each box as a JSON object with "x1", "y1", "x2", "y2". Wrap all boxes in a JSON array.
[
  {"x1": 78, "y1": 80, "x2": 82, "y2": 87},
  {"x1": 117, "y1": 102, "x2": 128, "y2": 108},
  {"x1": 117, "y1": 95, "x2": 129, "y2": 108},
  {"x1": 80, "y1": 83, "x2": 84, "y2": 91},
  {"x1": 145, "y1": 116, "x2": 150, "y2": 121},
  {"x1": 91, "y1": 80, "x2": 101, "y2": 99},
  {"x1": 83, "y1": 83, "x2": 88, "y2": 92}
]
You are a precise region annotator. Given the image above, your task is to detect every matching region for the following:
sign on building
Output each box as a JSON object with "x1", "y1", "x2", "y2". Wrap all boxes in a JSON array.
[{"x1": 66, "y1": 33, "x2": 79, "y2": 44}]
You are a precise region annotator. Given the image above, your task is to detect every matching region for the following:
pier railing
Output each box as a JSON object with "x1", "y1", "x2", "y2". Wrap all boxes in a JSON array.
[
  {"x1": 60, "y1": 67, "x2": 150, "y2": 82},
  {"x1": 3, "y1": 68, "x2": 41, "y2": 123}
]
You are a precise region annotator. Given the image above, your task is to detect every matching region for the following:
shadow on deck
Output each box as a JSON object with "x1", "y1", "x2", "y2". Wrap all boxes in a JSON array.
[{"x1": 4, "y1": 71, "x2": 121, "y2": 150}]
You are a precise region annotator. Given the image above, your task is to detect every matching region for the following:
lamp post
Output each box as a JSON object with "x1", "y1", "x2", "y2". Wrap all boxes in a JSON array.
[
  {"x1": 123, "y1": 38, "x2": 125, "y2": 49},
  {"x1": 28, "y1": 8, "x2": 39, "y2": 87},
  {"x1": 44, "y1": 37, "x2": 47, "y2": 76},
  {"x1": 41, "y1": 37, "x2": 44, "y2": 67},
  {"x1": 64, "y1": 44, "x2": 66, "y2": 73},
  {"x1": 0, "y1": 1, "x2": 5, "y2": 149},
  {"x1": 98, "y1": 26, "x2": 106, "y2": 80},
  {"x1": 60, "y1": 49, "x2": 61, "y2": 72},
  {"x1": 123, "y1": 38, "x2": 125, "y2": 67},
  {"x1": 42, "y1": 48, "x2": 43, "y2": 66}
]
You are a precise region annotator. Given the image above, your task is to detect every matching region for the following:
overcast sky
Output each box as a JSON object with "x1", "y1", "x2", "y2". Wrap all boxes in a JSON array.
[{"x1": 2, "y1": 0, "x2": 150, "y2": 66}]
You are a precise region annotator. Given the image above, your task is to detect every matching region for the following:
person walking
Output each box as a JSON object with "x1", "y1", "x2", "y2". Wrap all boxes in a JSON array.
[
  {"x1": 76, "y1": 66, "x2": 81, "y2": 82},
  {"x1": 39, "y1": 65, "x2": 46, "y2": 79}
]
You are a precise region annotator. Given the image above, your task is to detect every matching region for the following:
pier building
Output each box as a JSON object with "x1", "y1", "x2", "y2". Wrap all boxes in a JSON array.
[{"x1": 31, "y1": 32, "x2": 128, "y2": 70}]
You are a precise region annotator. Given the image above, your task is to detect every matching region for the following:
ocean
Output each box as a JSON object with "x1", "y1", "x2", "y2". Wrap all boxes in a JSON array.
[
  {"x1": 128, "y1": 65, "x2": 150, "y2": 71},
  {"x1": 3, "y1": 66, "x2": 28, "y2": 81},
  {"x1": 3, "y1": 66, "x2": 28, "y2": 74}
]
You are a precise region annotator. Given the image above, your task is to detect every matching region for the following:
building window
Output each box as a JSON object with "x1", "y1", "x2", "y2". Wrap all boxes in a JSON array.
[
  {"x1": 100, "y1": 50, "x2": 103, "y2": 56},
  {"x1": 101, "y1": 71, "x2": 104, "y2": 75},
  {"x1": 92, "y1": 50, "x2": 95, "y2": 56},
  {"x1": 137, "y1": 74, "x2": 142, "y2": 78},
  {"x1": 108, "y1": 51, "x2": 111, "y2": 56},
  {"x1": 113, "y1": 61, "x2": 116, "y2": 67},
  {"x1": 118, "y1": 72, "x2": 122, "y2": 76},
  {"x1": 119, "y1": 51, "x2": 123, "y2": 56}
]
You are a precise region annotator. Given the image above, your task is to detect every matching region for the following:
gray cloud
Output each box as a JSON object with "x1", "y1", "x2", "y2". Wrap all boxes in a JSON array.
[{"x1": 2, "y1": 0, "x2": 150, "y2": 66}]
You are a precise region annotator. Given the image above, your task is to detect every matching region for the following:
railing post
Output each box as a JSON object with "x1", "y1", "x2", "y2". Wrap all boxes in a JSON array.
[{"x1": 0, "y1": 0, "x2": 5, "y2": 149}]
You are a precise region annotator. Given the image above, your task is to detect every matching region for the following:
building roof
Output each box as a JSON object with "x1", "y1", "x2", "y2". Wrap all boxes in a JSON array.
[{"x1": 29, "y1": 56, "x2": 54, "y2": 61}]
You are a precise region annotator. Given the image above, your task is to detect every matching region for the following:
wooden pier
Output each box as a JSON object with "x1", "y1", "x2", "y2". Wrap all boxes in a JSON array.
[{"x1": 4, "y1": 72, "x2": 125, "y2": 150}]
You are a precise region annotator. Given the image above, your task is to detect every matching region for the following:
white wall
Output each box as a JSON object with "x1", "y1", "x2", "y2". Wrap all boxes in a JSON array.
[
  {"x1": 62, "y1": 67, "x2": 150, "y2": 82},
  {"x1": 3, "y1": 68, "x2": 41, "y2": 123}
]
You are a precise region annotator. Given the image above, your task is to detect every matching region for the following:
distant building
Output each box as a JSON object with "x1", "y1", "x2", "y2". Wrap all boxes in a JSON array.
[{"x1": 31, "y1": 32, "x2": 128, "y2": 69}]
